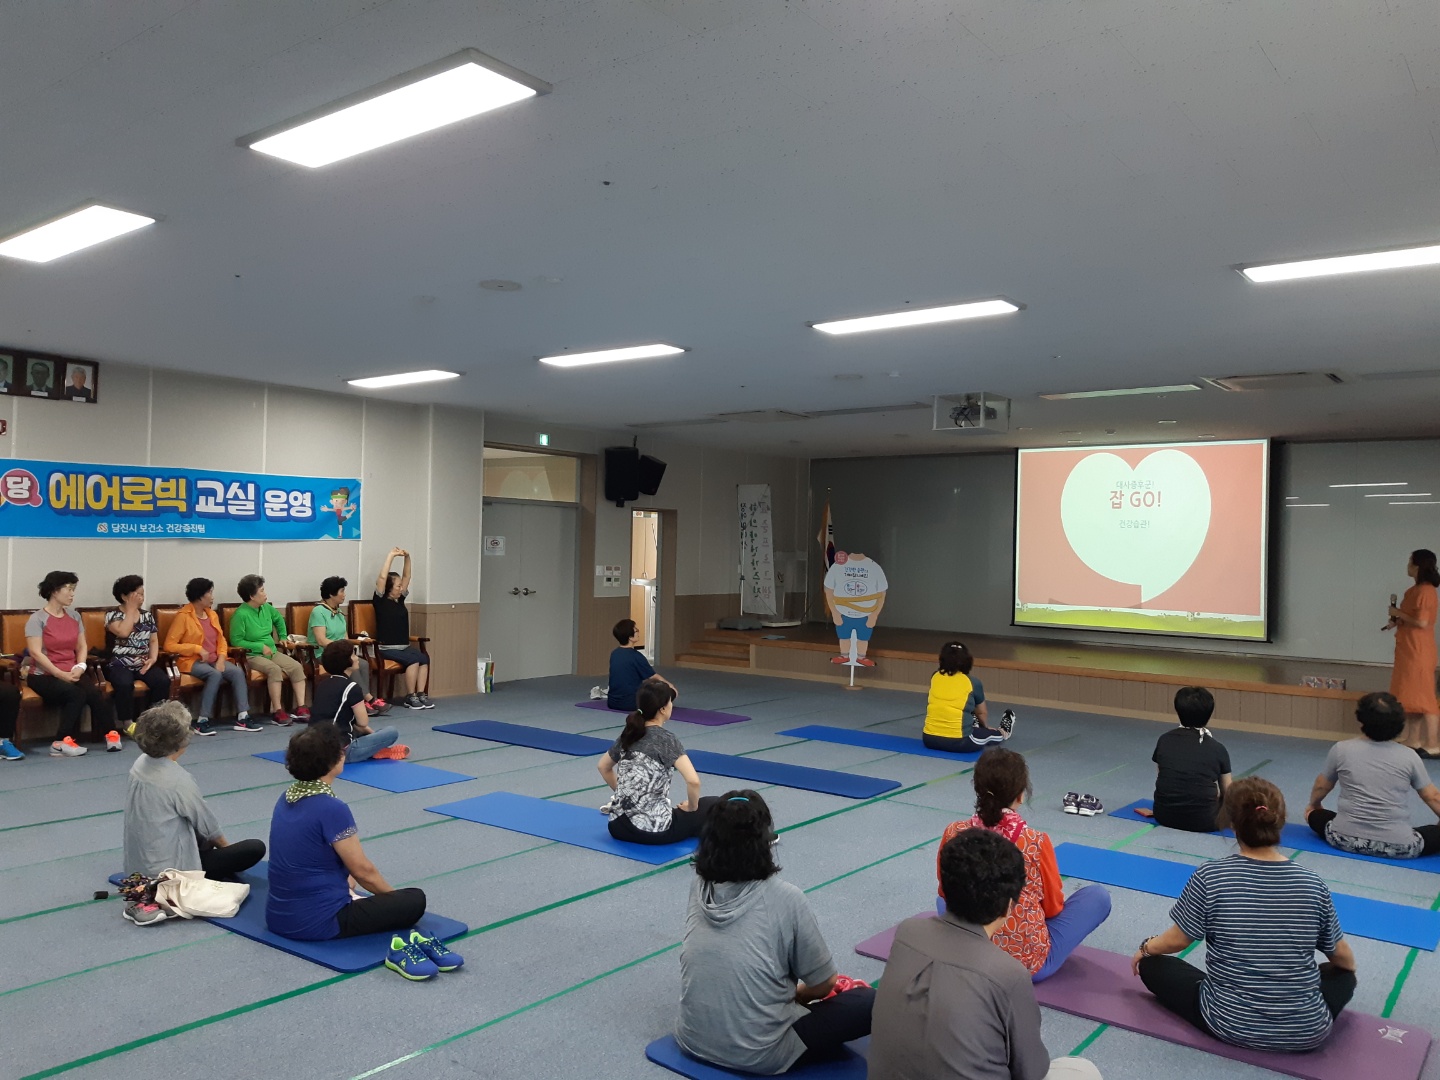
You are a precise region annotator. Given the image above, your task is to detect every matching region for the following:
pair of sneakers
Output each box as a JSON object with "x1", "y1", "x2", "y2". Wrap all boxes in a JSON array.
[
  {"x1": 371, "y1": 744, "x2": 411, "y2": 760},
  {"x1": 970, "y1": 709, "x2": 1018, "y2": 746},
  {"x1": 385, "y1": 929, "x2": 465, "y2": 980},
  {"x1": 400, "y1": 694, "x2": 435, "y2": 710},
  {"x1": 1063, "y1": 792, "x2": 1105, "y2": 816}
]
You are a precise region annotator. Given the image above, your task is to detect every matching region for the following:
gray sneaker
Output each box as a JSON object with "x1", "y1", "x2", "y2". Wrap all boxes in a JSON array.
[
  {"x1": 418, "y1": 694, "x2": 436, "y2": 710},
  {"x1": 49, "y1": 737, "x2": 88, "y2": 757},
  {"x1": 123, "y1": 902, "x2": 170, "y2": 926},
  {"x1": 400, "y1": 694, "x2": 426, "y2": 710}
]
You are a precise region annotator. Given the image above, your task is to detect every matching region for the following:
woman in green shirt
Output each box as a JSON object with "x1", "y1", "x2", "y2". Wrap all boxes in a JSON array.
[
  {"x1": 232, "y1": 574, "x2": 308, "y2": 725},
  {"x1": 308, "y1": 576, "x2": 389, "y2": 714}
]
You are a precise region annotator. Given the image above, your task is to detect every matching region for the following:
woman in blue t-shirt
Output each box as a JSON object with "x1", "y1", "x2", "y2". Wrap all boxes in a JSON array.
[
  {"x1": 606, "y1": 618, "x2": 673, "y2": 712},
  {"x1": 266, "y1": 725, "x2": 462, "y2": 979},
  {"x1": 1133, "y1": 777, "x2": 1357, "y2": 1052}
]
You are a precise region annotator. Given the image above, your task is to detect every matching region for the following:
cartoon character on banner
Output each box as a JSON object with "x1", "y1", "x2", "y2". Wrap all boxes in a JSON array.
[
  {"x1": 822, "y1": 551, "x2": 888, "y2": 670},
  {"x1": 327, "y1": 486, "x2": 357, "y2": 539}
]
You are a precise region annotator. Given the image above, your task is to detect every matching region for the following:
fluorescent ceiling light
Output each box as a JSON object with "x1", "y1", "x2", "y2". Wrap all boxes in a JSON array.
[
  {"x1": 1286, "y1": 503, "x2": 1331, "y2": 508},
  {"x1": 538, "y1": 343, "x2": 684, "y2": 368},
  {"x1": 243, "y1": 51, "x2": 549, "y2": 168},
  {"x1": 1392, "y1": 501, "x2": 1440, "y2": 506},
  {"x1": 1241, "y1": 243, "x2": 1440, "y2": 283},
  {"x1": 347, "y1": 369, "x2": 460, "y2": 389},
  {"x1": 1328, "y1": 482, "x2": 1407, "y2": 488},
  {"x1": 811, "y1": 298, "x2": 1019, "y2": 335},
  {"x1": 1366, "y1": 491, "x2": 1432, "y2": 498},
  {"x1": 0, "y1": 205, "x2": 155, "y2": 263},
  {"x1": 1039, "y1": 384, "x2": 1201, "y2": 401}
]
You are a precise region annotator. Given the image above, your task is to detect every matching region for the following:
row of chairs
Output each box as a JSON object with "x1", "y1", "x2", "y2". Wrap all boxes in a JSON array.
[{"x1": 0, "y1": 600, "x2": 429, "y2": 744}]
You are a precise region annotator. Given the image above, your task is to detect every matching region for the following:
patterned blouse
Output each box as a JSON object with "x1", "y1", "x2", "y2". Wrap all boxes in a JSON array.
[{"x1": 938, "y1": 808, "x2": 1065, "y2": 974}]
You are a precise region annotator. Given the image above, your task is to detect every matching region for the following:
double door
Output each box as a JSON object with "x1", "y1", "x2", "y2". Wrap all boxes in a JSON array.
[{"x1": 479, "y1": 501, "x2": 577, "y2": 682}]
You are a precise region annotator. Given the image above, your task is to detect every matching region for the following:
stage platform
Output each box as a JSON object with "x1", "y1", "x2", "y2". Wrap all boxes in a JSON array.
[{"x1": 676, "y1": 625, "x2": 1390, "y2": 740}]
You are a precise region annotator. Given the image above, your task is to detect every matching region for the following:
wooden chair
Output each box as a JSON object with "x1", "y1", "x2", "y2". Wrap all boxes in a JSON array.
[
  {"x1": 0, "y1": 610, "x2": 44, "y2": 744},
  {"x1": 349, "y1": 600, "x2": 429, "y2": 701},
  {"x1": 78, "y1": 606, "x2": 181, "y2": 717},
  {"x1": 285, "y1": 601, "x2": 319, "y2": 681}
]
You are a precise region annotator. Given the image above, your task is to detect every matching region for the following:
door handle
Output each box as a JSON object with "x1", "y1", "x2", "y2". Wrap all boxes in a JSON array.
[
  {"x1": 522, "y1": 588, "x2": 536, "y2": 596},
  {"x1": 510, "y1": 587, "x2": 521, "y2": 596}
]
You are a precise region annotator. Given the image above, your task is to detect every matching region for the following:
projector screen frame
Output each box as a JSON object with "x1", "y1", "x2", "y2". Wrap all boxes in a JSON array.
[{"x1": 1011, "y1": 438, "x2": 1271, "y2": 643}]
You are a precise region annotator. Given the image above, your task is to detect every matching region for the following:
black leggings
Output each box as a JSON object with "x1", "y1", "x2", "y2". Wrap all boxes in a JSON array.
[
  {"x1": 27, "y1": 672, "x2": 115, "y2": 739},
  {"x1": 1153, "y1": 801, "x2": 1222, "y2": 834},
  {"x1": 921, "y1": 732, "x2": 981, "y2": 754},
  {"x1": 107, "y1": 664, "x2": 172, "y2": 725},
  {"x1": 789, "y1": 986, "x2": 876, "y2": 1066},
  {"x1": 199, "y1": 839, "x2": 266, "y2": 881},
  {"x1": 1139, "y1": 954, "x2": 1355, "y2": 1038},
  {"x1": 608, "y1": 796, "x2": 720, "y2": 845},
  {"x1": 1308, "y1": 808, "x2": 1440, "y2": 856},
  {"x1": 334, "y1": 887, "x2": 428, "y2": 938},
  {"x1": 0, "y1": 682, "x2": 18, "y2": 740}
]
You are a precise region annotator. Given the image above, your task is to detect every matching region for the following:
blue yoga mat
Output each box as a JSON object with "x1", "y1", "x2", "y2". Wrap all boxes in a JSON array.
[
  {"x1": 425, "y1": 792, "x2": 696, "y2": 865},
  {"x1": 575, "y1": 700, "x2": 750, "y2": 726},
  {"x1": 435, "y1": 720, "x2": 900, "y2": 799},
  {"x1": 1113, "y1": 799, "x2": 1440, "y2": 874},
  {"x1": 434, "y1": 719, "x2": 611, "y2": 756},
  {"x1": 778, "y1": 724, "x2": 982, "y2": 761},
  {"x1": 251, "y1": 750, "x2": 472, "y2": 793},
  {"x1": 1054, "y1": 842, "x2": 1440, "y2": 950},
  {"x1": 106, "y1": 864, "x2": 468, "y2": 972},
  {"x1": 645, "y1": 1035, "x2": 868, "y2": 1079}
]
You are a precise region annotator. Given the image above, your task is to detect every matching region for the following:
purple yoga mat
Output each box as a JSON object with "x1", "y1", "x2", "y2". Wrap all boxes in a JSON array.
[
  {"x1": 1037, "y1": 947, "x2": 1430, "y2": 1080},
  {"x1": 854, "y1": 913, "x2": 930, "y2": 961},
  {"x1": 574, "y1": 700, "x2": 749, "y2": 726}
]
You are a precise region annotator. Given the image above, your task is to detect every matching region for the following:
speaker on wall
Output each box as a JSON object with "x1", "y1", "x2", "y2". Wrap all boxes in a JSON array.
[
  {"x1": 637, "y1": 454, "x2": 667, "y2": 496},
  {"x1": 604, "y1": 446, "x2": 640, "y2": 506}
]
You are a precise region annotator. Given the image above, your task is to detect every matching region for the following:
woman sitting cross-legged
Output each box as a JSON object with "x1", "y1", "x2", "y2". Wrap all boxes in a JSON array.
[
  {"x1": 922, "y1": 641, "x2": 1014, "y2": 753},
  {"x1": 122, "y1": 701, "x2": 265, "y2": 924},
  {"x1": 677, "y1": 790, "x2": 874, "y2": 1074},
  {"x1": 1135, "y1": 777, "x2": 1358, "y2": 1052},
  {"x1": 313, "y1": 641, "x2": 407, "y2": 763},
  {"x1": 597, "y1": 677, "x2": 716, "y2": 844},
  {"x1": 266, "y1": 724, "x2": 462, "y2": 979},
  {"x1": 1305, "y1": 690, "x2": 1440, "y2": 859},
  {"x1": 938, "y1": 747, "x2": 1111, "y2": 980}
]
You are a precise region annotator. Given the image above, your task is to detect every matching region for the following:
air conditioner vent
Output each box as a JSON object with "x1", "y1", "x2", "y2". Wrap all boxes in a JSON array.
[{"x1": 1208, "y1": 372, "x2": 1345, "y2": 392}]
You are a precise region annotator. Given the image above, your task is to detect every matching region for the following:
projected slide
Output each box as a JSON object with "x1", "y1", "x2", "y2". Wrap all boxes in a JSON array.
[{"x1": 1014, "y1": 440, "x2": 1269, "y2": 640}]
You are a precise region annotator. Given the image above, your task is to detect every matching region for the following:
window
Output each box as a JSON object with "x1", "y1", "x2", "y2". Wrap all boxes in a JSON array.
[{"x1": 483, "y1": 446, "x2": 579, "y2": 503}]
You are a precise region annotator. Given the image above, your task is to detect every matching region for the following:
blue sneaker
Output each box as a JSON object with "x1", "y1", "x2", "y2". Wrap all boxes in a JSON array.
[
  {"x1": 409, "y1": 929, "x2": 464, "y2": 972},
  {"x1": 385, "y1": 935, "x2": 438, "y2": 981},
  {"x1": 0, "y1": 738, "x2": 22, "y2": 761}
]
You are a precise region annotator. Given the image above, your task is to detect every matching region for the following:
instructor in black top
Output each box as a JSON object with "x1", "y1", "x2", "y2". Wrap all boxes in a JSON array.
[{"x1": 373, "y1": 547, "x2": 433, "y2": 711}]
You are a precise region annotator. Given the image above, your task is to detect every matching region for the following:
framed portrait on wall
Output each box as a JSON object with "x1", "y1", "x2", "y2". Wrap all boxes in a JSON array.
[
  {"x1": 62, "y1": 361, "x2": 97, "y2": 403},
  {"x1": 0, "y1": 353, "x2": 18, "y2": 395},
  {"x1": 25, "y1": 357, "x2": 57, "y2": 398}
]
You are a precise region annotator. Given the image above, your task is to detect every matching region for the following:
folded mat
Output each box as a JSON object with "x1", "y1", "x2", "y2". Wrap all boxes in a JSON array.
[
  {"x1": 777, "y1": 724, "x2": 982, "y2": 761},
  {"x1": 251, "y1": 750, "x2": 472, "y2": 793},
  {"x1": 425, "y1": 792, "x2": 697, "y2": 864},
  {"x1": 1035, "y1": 946, "x2": 1430, "y2": 1080},
  {"x1": 435, "y1": 720, "x2": 900, "y2": 799},
  {"x1": 575, "y1": 700, "x2": 749, "y2": 726},
  {"x1": 107, "y1": 863, "x2": 467, "y2": 973},
  {"x1": 645, "y1": 1035, "x2": 868, "y2": 1079},
  {"x1": 1113, "y1": 798, "x2": 1440, "y2": 874},
  {"x1": 1054, "y1": 843, "x2": 1440, "y2": 950}
]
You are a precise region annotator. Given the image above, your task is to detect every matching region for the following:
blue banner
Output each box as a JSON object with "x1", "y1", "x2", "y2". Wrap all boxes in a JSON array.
[{"x1": 0, "y1": 459, "x2": 361, "y2": 541}]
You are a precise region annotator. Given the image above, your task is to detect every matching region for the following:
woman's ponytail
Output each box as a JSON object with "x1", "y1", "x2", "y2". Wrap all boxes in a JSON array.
[{"x1": 619, "y1": 677, "x2": 677, "y2": 751}]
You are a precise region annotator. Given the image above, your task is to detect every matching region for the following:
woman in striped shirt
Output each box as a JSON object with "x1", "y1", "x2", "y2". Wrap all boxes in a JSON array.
[{"x1": 1133, "y1": 777, "x2": 1358, "y2": 1052}]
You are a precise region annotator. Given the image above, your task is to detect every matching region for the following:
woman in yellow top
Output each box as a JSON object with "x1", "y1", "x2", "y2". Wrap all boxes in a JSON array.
[
  {"x1": 1389, "y1": 549, "x2": 1440, "y2": 758},
  {"x1": 922, "y1": 641, "x2": 1015, "y2": 753}
]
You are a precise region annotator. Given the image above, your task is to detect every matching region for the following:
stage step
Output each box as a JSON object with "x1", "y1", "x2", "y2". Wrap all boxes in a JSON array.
[
  {"x1": 686, "y1": 640, "x2": 750, "y2": 659},
  {"x1": 676, "y1": 652, "x2": 750, "y2": 670}
]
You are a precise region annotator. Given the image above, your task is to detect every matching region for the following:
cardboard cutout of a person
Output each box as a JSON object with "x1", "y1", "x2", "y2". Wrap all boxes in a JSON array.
[{"x1": 823, "y1": 551, "x2": 888, "y2": 666}]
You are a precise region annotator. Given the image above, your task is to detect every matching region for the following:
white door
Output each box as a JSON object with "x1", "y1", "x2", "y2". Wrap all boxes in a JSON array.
[{"x1": 480, "y1": 502, "x2": 578, "y2": 682}]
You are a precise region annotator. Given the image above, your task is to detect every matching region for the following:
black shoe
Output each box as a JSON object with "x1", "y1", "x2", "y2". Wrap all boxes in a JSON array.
[
  {"x1": 418, "y1": 694, "x2": 436, "y2": 710},
  {"x1": 400, "y1": 694, "x2": 426, "y2": 710}
]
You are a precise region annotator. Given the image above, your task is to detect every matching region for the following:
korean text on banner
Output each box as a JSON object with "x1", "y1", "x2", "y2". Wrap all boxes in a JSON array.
[
  {"x1": 0, "y1": 459, "x2": 361, "y2": 541},
  {"x1": 738, "y1": 483, "x2": 777, "y2": 617}
]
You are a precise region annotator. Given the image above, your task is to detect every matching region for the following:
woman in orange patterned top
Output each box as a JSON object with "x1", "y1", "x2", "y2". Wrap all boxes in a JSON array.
[
  {"x1": 1389, "y1": 549, "x2": 1440, "y2": 759},
  {"x1": 938, "y1": 747, "x2": 1111, "y2": 980}
]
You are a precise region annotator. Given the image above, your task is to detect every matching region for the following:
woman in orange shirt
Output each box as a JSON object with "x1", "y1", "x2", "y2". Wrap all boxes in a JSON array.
[
  {"x1": 1390, "y1": 549, "x2": 1440, "y2": 758},
  {"x1": 938, "y1": 748, "x2": 1111, "y2": 980}
]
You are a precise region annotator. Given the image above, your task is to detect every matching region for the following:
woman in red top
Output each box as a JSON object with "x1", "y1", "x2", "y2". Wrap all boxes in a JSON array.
[
  {"x1": 1391, "y1": 549, "x2": 1440, "y2": 758},
  {"x1": 938, "y1": 748, "x2": 1111, "y2": 980},
  {"x1": 25, "y1": 570, "x2": 118, "y2": 756}
]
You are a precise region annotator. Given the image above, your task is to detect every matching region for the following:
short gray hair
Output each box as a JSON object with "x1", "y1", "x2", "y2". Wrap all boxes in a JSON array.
[{"x1": 134, "y1": 700, "x2": 192, "y2": 758}]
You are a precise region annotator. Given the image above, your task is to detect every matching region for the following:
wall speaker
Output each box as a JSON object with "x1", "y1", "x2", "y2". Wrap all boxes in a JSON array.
[
  {"x1": 637, "y1": 454, "x2": 667, "y2": 496},
  {"x1": 604, "y1": 446, "x2": 640, "y2": 506}
]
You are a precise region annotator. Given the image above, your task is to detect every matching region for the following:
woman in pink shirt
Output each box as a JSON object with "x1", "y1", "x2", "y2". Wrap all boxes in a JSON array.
[{"x1": 25, "y1": 570, "x2": 118, "y2": 757}]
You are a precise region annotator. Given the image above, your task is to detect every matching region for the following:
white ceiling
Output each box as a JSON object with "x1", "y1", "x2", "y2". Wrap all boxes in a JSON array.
[{"x1": 2, "y1": 0, "x2": 1439, "y2": 458}]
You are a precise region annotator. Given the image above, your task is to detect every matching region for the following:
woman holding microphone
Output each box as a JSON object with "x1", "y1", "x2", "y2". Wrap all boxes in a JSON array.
[{"x1": 1388, "y1": 549, "x2": 1440, "y2": 758}]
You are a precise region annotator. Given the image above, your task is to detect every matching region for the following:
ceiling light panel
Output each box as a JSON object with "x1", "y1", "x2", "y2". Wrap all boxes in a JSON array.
[
  {"x1": 811, "y1": 298, "x2": 1020, "y2": 335},
  {"x1": 347, "y1": 369, "x2": 460, "y2": 389},
  {"x1": 1240, "y1": 243, "x2": 1440, "y2": 283},
  {"x1": 0, "y1": 205, "x2": 155, "y2": 263},
  {"x1": 538, "y1": 344, "x2": 684, "y2": 368},
  {"x1": 1039, "y1": 384, "x2": 1201, "y2": 400},
  {"x1": 243, "y1": 51, "x2": 549, "y2": 168}
]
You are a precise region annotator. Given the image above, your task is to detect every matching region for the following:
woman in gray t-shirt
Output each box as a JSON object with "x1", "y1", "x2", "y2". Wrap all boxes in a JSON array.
[
  {"x1": 1305, "y1": 691, "x2": 1440, "y2": 859},
  {"x1": 597, "y1": 678, "x2": 716, "y2": 845}
]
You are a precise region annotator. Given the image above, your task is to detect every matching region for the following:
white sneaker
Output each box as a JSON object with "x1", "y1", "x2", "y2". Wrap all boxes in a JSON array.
[
  {"x1": 50, "y1": 737, "x2": 88, "y2": 757},
  {"x1": 589, "y1": 686, "x2": 607, "y2": 700}
]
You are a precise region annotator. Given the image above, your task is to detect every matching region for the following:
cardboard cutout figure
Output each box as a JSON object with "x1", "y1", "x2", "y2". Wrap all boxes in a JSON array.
[{"x1": 823, "y1": 551, "x2": 888, "y2": 667}]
